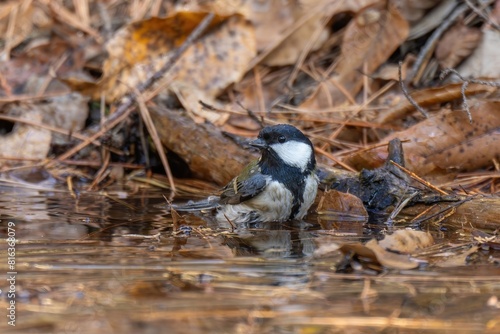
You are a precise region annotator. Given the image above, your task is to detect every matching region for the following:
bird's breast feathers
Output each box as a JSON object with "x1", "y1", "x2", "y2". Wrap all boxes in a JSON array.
[{"x1": 218, "y1": 173, "x2": 318, "y2": 224}]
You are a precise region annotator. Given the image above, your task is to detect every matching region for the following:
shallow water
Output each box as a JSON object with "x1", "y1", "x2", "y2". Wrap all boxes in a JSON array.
[{"x1": 0, "y1": 181, "x2": 499, "y2": 333}]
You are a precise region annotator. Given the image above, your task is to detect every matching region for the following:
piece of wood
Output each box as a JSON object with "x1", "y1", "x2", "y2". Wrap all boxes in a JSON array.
[
  {"x1": 150, "y1": 106, "x2": 256, "y2": 186},
  {"x1": 402, "y1": 196, "x2": 500, "y2": 230}
]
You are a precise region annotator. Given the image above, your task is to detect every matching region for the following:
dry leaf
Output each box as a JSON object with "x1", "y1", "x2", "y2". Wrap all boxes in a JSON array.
[
  {"x1": 261, "y1": 0, "x2": 330, "y2": 66},
  {"x1": 338, "y1": 230, "x2": 433, "y2": 270},
  {"x1": 339, "y1": 237, "x2": 423, "y2": 270},
  {"x1": 300, "y1": 3, "x2": 409, "y2": 109},
  {"x1": 348, "y1": 100, "x2": 500, "y2": 175},
  {"x1": 170, "y1": 82, "x2": 230, "y2": 125},
  {"x1": 101, "y1": 12, "x2": 256, "y2": 102},
  {"x1": 435, "y1": 245, "x2": 478, "y2": 267},
  {"x1": 337, "y1": 4, "x2": 409, "y2": 77},
  {"x1": 0, "y1": 36, "x2": 86, "y2": 96},
  {"x1": 373, "y1": 54, "x2": 415, "y2": 81},
  {"x1": 0, "y1": 109, "x2": 51, "y2": 161},
  {"x1": 457, "y1": 28, "x2": 500, "y2": 79},
  {"x1": 241, "y1": 0, "x2": 297, "y2": 51},
  {"x1": 365, "y1": 239, "x2": 421, "y2": 270},
  {"x1": 378, "y1": 229, "x2": 434, "y2": 253},
  {"x1": 5, "y1": 93, "x2": 89, "y2": 146},
  {"x1": 316, "y1": 189, "x2": 368, "y2": 221},
  {"x1": 435, "y1": 22, "x2": 482, "y2": 69}
]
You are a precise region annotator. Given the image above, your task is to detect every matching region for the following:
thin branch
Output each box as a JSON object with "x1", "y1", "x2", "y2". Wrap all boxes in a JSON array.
[
  {"x1": 385, "y1": 191, "x2": 420, "y2": 225},
  {"x1": 131, "y1": 86, "x2": 176, "y2": 198},
  {"x1": 440, "y1": 68, "x2": 500, "y2": 123},
  {"x1": 390, "y1": 160, "x2": 448, "y2": 195},
  {"x1": 465, "y1": 0, "x2": 500, "y2": 31},
  {"x1": 0, "y1": 114, "x2": 122, "y2": 155},
  {"x1": 410, "y1": 4, "x2": 467, "y2": 84},
  {"x1": 398, "y1": 61, "x2": 429, "y2": 118},
  {"x1": 235, "y1": 101, "x2": 264, "y2": 128}
]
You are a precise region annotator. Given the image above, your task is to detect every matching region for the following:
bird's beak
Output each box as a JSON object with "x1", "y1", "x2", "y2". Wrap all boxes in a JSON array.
[{"x1": 249, "y1": 138, "x2": 267, "y2": 149}]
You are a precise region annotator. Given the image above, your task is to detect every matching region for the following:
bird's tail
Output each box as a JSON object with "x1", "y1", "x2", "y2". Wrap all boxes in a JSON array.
[{"x1": 168, "y1": 196, "x2": 221, "y2": 212}]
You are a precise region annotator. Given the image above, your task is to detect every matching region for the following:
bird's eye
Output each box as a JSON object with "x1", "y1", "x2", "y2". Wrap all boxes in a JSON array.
[{"x1": 278, "y1": 135, "x2": 286, "y2": 143}]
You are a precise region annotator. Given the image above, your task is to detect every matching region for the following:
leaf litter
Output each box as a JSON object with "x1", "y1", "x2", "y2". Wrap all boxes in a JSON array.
[{"x1": 1, "y1": 0, "x2": 500, "y2": 333}]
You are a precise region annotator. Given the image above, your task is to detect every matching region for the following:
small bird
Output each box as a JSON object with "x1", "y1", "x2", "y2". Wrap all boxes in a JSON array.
[{"x1": 174, "y1": 124, "x2": 319, "y2": 225}]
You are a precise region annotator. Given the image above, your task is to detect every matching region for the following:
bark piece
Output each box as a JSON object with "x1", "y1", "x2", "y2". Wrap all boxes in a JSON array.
[{"x1": 150, "y1": 105, "x2": 256, "y2": 186}]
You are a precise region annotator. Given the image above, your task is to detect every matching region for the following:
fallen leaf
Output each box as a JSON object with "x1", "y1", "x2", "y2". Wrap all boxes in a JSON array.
[
  {"x1": 348, "y1": 100, "x2": 500, "y2": 176},
  {"x1": 5, "y1": 93, "x2": 89, "y2": 146},
  {"x1": 435, "y1": 22, "x2": 482, "y2": 69},
  {"x1": 458, "y1": 28, "x2": 500, "y2": 79},
  {"x1": 339, "y1": 242, "x2": 378, "y2": 262},
  {"x1": 378, "y1": 229, "x2": 434, "y2": 253},
  {"x1": 170, "y1": 82, "x2": 230, "y2": 125},
  {"x1": 0, "y1": 109, "x2": 51, "y2": 162},
  {"x1": 300, "y1": 3, "x2": 409, "y2": 109},
  {"x1": 435, "y1": 245, "x2": 479, "y2": 267},
  {"x1": 339, "y1": 239, "x2": 420, "y2": 270},
  {"x1": 316, "y1": 189, "x2": 368, "y2": 222},
  {"x1": 101, "y1": 12, "x2": 256, "y2": 103},
  {"x1": 338, "y1": 230, "x2": 433, "y2": 270},
  {"x1": 365, "y1": 239, "x2": 421, "y2": 270},
  {"x1": 262, "y1": 0, "x2": 330, "y2": 66}
]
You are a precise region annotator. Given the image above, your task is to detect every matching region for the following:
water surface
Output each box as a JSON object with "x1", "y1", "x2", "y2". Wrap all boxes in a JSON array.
[{"x1": 0, "y1": 180, "x2": 499, "y2": 333}]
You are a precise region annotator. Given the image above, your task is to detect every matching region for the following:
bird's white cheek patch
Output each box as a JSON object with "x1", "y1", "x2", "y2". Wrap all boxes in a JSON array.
[{"x1": 270, "y1": 142, "x2": 312, "y2": 171}]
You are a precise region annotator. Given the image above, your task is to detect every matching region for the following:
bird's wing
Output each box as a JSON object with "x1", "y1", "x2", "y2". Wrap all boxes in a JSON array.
[{"x1": 219, "y1": 160, "x2": 268, "y2": 205}]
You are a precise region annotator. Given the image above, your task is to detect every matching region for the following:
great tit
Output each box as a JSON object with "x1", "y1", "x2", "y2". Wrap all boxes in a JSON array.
[{"x1": 174, "y1": 124, "x2": 319, "y2": 225}]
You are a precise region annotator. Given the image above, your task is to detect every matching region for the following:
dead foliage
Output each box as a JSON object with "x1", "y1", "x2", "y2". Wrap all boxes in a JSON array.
[
  {"x1": 1, "y1": 0, "x2": 500, "y2": 279},
  {"x1": 1, "y1": 0, "x2": 498, "y2": 197}
]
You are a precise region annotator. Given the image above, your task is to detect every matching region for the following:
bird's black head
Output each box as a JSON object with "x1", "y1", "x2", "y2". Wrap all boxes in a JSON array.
[{"x1": 250, "y1": 124, "x2": 315, "y2": 172}]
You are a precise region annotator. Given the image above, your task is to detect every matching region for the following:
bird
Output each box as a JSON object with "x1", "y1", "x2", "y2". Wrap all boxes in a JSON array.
[{"x1": 173, "y1": 124, "x2": 319, "y2": 225}]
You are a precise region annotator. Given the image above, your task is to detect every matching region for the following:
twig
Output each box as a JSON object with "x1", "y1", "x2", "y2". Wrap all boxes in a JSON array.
[
  {"x1": 440, "y1": 68, "x2": 500, "y2": 123},
  {"x1": 223, "y1": 213, "x2": 236, "y2": 232},
  {"x1": 411, "y1": 197, "x2": 472, "y2": 225},
  {"x1": 390, "y1": 161, "x2": 448, "y2": 195},
  {"x1": 409, "y1": 4, "x2": 467, "y2": 84},
  {"x1": 464, "y1": 0, "x2": 500, "y2": 31},
  {"x1": 67, "y1": 176, "x2": 77, "y2": 199},
  {"x1": 314, "y1": 146, "x2": 356, "y2": 172},
  {"x1": 0, "y1": 114, "x2": 123, "y2": 155},
  {"x1": 398, "y1": 61, "x2": 429, "y2": 118},
  {"x1": 410, "y1": 205, "x2": 437, "y2": 224},
  {"x1": 385, "y1": 191, "x2": 420, "y2": 225},
  {"x1": 236, "y1": 101, "x2": 264, "y2": 128},
  {"x1": 45, "y1": 0, "x2": 103, "y2": 43},
  {"x1": 48, "y1": 13, "x2": 215, "y2": 169},
  {"x1": 287, "y1": 14, "x2": 331, "y2": 87},
  {"x1": 320, "y1": 81, "x2": 395, "y2": 151},
  {"x1": 131, "y1": 86, "x2": 176, "y2": 198},
  {"x1": 253, "y1": 66, "x2": 266, "y2": 116}
]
